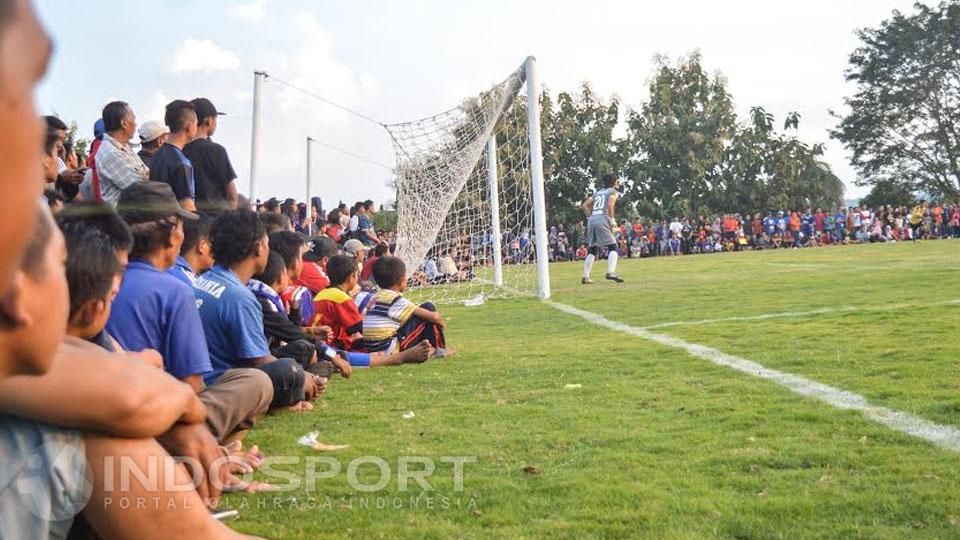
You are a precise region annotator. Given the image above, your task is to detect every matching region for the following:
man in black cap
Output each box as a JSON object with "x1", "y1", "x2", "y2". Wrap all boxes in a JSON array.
[{"x1": 183, "y1": 97, "x2": 238, "y2": 214}]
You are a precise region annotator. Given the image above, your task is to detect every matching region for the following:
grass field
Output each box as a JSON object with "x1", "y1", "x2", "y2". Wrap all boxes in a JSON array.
[{"x1": 226, "y1": 240, "x2": 960, "y2": 539}]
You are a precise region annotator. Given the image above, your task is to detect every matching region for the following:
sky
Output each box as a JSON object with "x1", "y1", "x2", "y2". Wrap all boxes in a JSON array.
[{"x1": 34, "y1": 0, "x2": 931, "y2": 206}]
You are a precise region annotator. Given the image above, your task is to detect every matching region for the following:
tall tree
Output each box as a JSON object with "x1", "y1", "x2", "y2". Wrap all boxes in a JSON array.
[
  {"x1": 831, "y1": 1, "x2": 960, "y2": 200},
  {"x1": 625, "y1": 52, "x2": 738, "y2": 219}
]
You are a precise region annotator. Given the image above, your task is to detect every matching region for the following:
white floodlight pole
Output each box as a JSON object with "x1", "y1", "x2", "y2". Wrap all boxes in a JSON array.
[
  {"x1": 486, "y1": 137, "x2": 504, "y2": 287},
  {"x1": 525, "y1": 56, "x2": 550, "y2": 299},
  {"x1": 249, "y1": 71, "x2": 266, "y2": 202},
  {"x1": 306, "y1": 136, "x2": 313, "y2": 204}
]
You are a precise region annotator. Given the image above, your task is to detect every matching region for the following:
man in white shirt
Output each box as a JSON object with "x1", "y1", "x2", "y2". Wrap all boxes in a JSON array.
[{"x1": 94, "y1": 101, "x2": 149, "y2": 205}]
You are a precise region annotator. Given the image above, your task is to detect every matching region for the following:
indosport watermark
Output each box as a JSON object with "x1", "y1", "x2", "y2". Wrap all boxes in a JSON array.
[{"x1": 12, "y1": 441, "x2": 478, "y2": 521}]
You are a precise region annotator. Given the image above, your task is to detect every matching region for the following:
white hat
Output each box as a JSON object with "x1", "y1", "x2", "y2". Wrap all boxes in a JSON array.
[
  {"x1": 138, "y1": 120, "x2": 169, "y2": 143},
  {"x1": 343, "y1": 239, "x2": 370, "y2": 256}
]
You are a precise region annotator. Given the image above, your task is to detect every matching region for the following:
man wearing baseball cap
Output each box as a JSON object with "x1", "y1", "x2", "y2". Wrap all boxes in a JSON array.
[
  {"x1": 183, "y1": 97, "x2": 238, "y2": 214},
  {"x1": 136, "y1": 120, "x2": 169, "y2": 169}
]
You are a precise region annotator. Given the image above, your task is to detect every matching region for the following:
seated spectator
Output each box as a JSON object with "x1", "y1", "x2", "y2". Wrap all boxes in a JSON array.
[
  {"x1": 343, "y1": 238, "x2": 369, "y2": 272},
  {"x1": 270, "y1": 230, "x2": 315, "y2": 326},
  {"x1": 94, "y1": 101, "x2": 150, "y2": 205},
  {"x1": 195, "y1": 209, "x2": 319, "y2": 411},
  {"x1": 55, "y1": 201, "x2": 134, "y2": 266},
  {"x1": 311, "y1": 255, "x2": 431, "y2": 366},
  {"x1": 364, "y1": 256, "x2": 451, "y2": 357},
  {"x1": 169, "y1": 214, "x2": 214, "y2": 286},
  {"x1": 261, "y1": 211, "x2": 291, "y2": 234},
  {"x1": 107, "y1": 182, "x2": 273, "y2": 442}
]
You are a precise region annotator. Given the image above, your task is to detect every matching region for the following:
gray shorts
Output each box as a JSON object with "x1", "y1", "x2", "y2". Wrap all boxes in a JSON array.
[
  {"x1": 0, "y1": 415, "x2": 89, "y2": 539},
  {"x1": 586, "y1": 216, "x2": 617, "y2": 248}
]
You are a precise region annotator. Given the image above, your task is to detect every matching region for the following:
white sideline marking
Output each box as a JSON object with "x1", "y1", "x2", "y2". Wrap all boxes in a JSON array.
[
  {"x1": 642, "y1": 298, "x2": 960, "y2": 330},
  {"x1": 546, "y1": 300, "x2": 960, "y2": 452}
]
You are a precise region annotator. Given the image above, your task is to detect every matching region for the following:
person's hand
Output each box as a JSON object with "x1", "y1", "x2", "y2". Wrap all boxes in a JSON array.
[
  {"x1": 331, "y1": 354, "x2": 352, "y2": 379},
  {"x1": 156, "y1": 423, "x2": 227, "y2": 508},
  {"x1": 433, "y1": 313, "x2": 446, "y2": 329},
  {"x1": 302, "y1": 373, "x2": 319, "y2": 401},
  {"x1": 59, "y1": 168, "x2": 85, "y2": 184},
  {"x1": 306, "y1": 325, "x2": 332, "y2": 341}
]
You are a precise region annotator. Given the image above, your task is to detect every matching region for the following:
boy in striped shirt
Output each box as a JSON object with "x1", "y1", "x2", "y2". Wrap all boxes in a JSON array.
[{"x1": 364, "y1": 256, "x2": 451, "y2": 357}]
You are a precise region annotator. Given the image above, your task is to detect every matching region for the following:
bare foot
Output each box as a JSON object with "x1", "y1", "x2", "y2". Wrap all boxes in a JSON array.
[
  {"x1": 399, "y1": 340, "x2": 433, "y2": 364},
  {"x1": 432, "y1": 348, "x2": 455, "y2": 359},
  {"x1": 223, "y1": 441, "x2": 264, "y2": 471},
  {"x1": 287, "y1": 400, "x2": 314, "y2": 412}
]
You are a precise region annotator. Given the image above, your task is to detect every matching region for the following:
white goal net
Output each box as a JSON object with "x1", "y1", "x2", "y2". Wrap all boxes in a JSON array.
[{"x1": 385, "y1": 61, "x2": 545, "y2": 304}]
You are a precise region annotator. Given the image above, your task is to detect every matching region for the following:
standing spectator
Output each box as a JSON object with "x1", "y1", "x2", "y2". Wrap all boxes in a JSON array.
[
  {"x1": 94, "y1": 101, "x2": 150, "y2": 205},
  {"x1": 358, "y1": 199, "x2": 381, "y2": 246},
  {"x1": 136, "y1": 120, "x2": 168, "y2": 169},
  {"x1": 184, "y1": 97, "x2": 238, "y2": 214},
  {"x1": 150, "y1": 100, "x2": 198, "y2": 211}
]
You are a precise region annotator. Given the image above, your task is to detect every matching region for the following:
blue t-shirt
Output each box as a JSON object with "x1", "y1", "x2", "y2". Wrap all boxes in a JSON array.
[
  {"x1": 106, "y1": 260, "x2": 212, "y2": 380},
  {"x1": 835, "y1": 213, "x2": 846, "y2": 229},
  {"x1": 358, "y1": 214, "x2": 376, "y2": 246},
  {"x1": 194, "y1": 265, "x2": 270, "y2": 385},
  {"x1": 167, "y1": 255, "x2": 197, "y2": 287},
  {"x1": 763, "y1": 217, "x2": 775, "y2": 235}
]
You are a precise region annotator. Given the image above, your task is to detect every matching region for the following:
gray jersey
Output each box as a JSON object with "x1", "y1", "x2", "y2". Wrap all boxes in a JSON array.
[{"x1": 591, "y1": 188, "x2": 617, "y2": 217}]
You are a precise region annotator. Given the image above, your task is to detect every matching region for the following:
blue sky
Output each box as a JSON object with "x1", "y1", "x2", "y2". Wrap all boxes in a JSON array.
[{"x1": 34, "y1": 0, "x2": 928, "y2": 206}]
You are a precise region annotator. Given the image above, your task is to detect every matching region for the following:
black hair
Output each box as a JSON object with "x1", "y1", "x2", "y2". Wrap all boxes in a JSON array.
[
  {"x1": 56, "y1": 203, "x2": 133, "y2": 254},
  {"x1": 127, "y1": 217, "x2": 178, "y2": 260},
  {"x1": 44, "y1": 115, "x2": 67, "y2": 132},
  {"x1": 261, "y1": 212, "x2": 290, "y2": 234},
  {"x1": 602, "y1": 173, "x2": 619, "y2": 188},
  {"x1": 327, "y1": 254, "x2": 358, "y2": 286},
  {"x1": 268, "y1": 231, "x2": 306, "y2": 270},
  {"x1": 65, "y1": 228, "x2": 121, "y2": 319},
  {"x1": 264, "y1": 198, "x2": 279, "y2": 212},
  {"x1": 363, "y1": 200, "x2": 374, "y2": 211},
  {"x1": 372, "y1": 243, "x2": 388, "y2": 258},
  {"x1": 211, "y1": 209, "x2": 266, "y2": 267},
  {"x1": 43, "y1": 126, "x2": 59, "y2": 156},
  {"x1": 255, "y1": 251, "x2": 287, "y2": 287},
  {"x1": 43, "y1": 189, "x2": 64, "y2": 208},
  {"x1": 102, "y1": 101, "x2": 129, "y2": 133},
  {"x1": 371, "y1": 256, "x2": 406, "y2": 289},
  {"x1": 181, "y1": 214, "x2": 212, "y2": 256},
  {"x1": 21, "y1": 204, "x2": 55, "y2": 279},
  {"x1": 326, "y1": 209, "x2": 341, "y2": 225},
  {"x1": 164, "y1": 100, "x2": 196, "y2": 133}
]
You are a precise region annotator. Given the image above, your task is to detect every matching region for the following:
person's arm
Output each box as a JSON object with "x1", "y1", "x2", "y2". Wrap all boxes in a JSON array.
[
  {"x1": 225, "y1": 180, "x2": 238, "y2": 209},
  {"x1": 607, "y1": 193, "x2": 618, "y2": 220},
  {"x1": 412, "y1": 305, "x2": 444, "y2": 328},
  {"x1": 0, "y1": 338, "x2": 204, "y2": 438},
  {"x1": 581, "y1": 196, "x2": 594, "y2": 217}
]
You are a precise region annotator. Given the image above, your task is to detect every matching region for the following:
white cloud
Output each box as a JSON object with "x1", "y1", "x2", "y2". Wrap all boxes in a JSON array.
[
  {"x1": 170, "y1": 38, "x2": 241, "y2": 75},
  {"x1": 231, "y1": 0, "x2": 268, "y2": 22}
]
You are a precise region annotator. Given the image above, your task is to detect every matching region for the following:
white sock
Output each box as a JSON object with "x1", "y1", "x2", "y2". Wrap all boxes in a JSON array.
[
  {"x1": 583, "y1": 254, "x2": 595, "y2": 279},
  {"x1": 607, "y1": 251, "x2": 619, "y2": 274}
]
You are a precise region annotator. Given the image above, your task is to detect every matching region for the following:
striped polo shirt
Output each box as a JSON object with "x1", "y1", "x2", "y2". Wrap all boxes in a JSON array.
[{"x1": 362, "y1": 289, "x2": 417, "y2": 353}]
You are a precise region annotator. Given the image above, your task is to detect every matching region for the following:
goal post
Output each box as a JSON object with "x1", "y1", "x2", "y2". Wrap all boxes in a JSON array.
[{"x1": 386, "y1": 56, "x2": 550, "y2": 304}]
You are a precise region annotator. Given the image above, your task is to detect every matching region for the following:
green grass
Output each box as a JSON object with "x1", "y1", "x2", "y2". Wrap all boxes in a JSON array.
[{"x1": 226, "y1": 240, "x2": 960, "y2": 539}]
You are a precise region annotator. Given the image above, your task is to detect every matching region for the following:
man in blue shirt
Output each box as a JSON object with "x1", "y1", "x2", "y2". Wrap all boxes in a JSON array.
[
  {"x1": 108, "y1": 182, "x2": 272, "y2": 441},
  {"x1": 150, "y1": 100, "x2": 198, "y2": 212},
  {"x1": 168, "y1": 215, "x2": 213, "y2": 287},
  {"x1": 195, "y1": 209, "x2": 318, "y2": 409},
  {"x1": 357, "y1": 200, "x2": 381, "y2": 247}
]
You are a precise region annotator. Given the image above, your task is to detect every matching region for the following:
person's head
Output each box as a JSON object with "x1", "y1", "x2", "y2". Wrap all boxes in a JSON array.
[
  {"x1": 352, "y1": 201, "x2": 364, "y2": 216},
  {"x1": 343, "y1": 238, "x2": 368, "y2": 262},
  {"x1": 44, "y1": 114, "x2": 67, "y2": 141},
  {"x1": 102, "y1": 100, "x2": 136, "y2": 142},
  {"x1": 264, "y1": 198, "x2": 280, "y2": 214},
  {"x1": 117, "y1": 182, "x2": 199, "y2": 269},
  {"x1": 602, "y1": 172, "x2": 619, "y2": 189},
  {"x1": 164, "y1": 99, "x2": 197, "y2": 141},
  {"x1": 327, "y1": 209, "x2": 342, "y2": 225},
  {"x1": 371, "y1": 255, "x2": 407, "y2": 291},
  {"x1": 0, "y1": 203, "x2": 67, "y2": 377},
  {"x1": 56, "y1": 202, "x2": 134, "y2": 267},
  {"x1": 261, "y1": 211, "x2": 292, "y2": 234},
  {"x1": 64, "y1": 227, "x2": 122, "y2": 339},
  {"x1": 255, "y1": 251, "x2": 289, "y2": 293},
  {"x1": 43, "y1": 188, "x2": 64, "y2": 214},
  {"x1": 363, "y1": 200, "x2": 376, "y2": 215},
  {"x1": 327, "y1": 254, "x2": 359, "y2": 292},
  {"x1": 305, "y1": 236, "x2": 339, "y2": 269},
  {"x1": 190, "y1": 97, "x2": 222, "y2": 137},
  {"x1": 63, "y1": 140, "x2": 77, "y2": 167},
  {"x1": 211, "y1": 209, "x2": 269, "y2": 272},
  {"x1": 138, "y1": 119, "x2": 169, "y2": 153},
  {"x1": 268, "y1": 231, "x2": 308, "y2": 280},
  {"x1": 41, "y1": 124, "x2": 59, "y2": 182},
  {"x1": 0, "y1": 0, "x2": 52, "y2": 304},
  {"x1": 180, "y1": 215, "x2": 214, "y2": 273}
]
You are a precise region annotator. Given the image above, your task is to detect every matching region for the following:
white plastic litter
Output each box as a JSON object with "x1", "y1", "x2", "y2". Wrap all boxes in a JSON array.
[
  {"x1": 462, "y1": 294, "x2": 485, "y2": 307},
  {"x1": 403, "y1": 411, "x2": 416, "y2": 419},
  {"x1": 297, "y1": 432, "x2": 348, "y2": 452},
  {"x1": 564, "y1": 384, "x2": 582, "y2": 390}
]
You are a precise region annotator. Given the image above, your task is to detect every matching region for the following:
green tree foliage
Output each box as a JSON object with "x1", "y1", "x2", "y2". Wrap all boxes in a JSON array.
[
  {"x1": 859, "y1": 179, "x2": 916, "y2": 208},
  {"x1": 831, "y1": 1, "x2": 960, "y2": 200}
]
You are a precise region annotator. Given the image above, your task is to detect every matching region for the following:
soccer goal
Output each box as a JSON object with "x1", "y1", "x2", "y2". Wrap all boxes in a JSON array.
[{"x1": 384, "y1": 57, "x2": 550, "y2": 304}]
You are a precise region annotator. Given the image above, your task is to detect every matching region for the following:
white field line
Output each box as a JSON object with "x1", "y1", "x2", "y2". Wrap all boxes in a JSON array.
[
  {"x1": 546, "y1": 299, "x2": 960, "y2": 452},
  {"x1": 642, "y1": 298, "x2": 960, "y2": 330}
]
